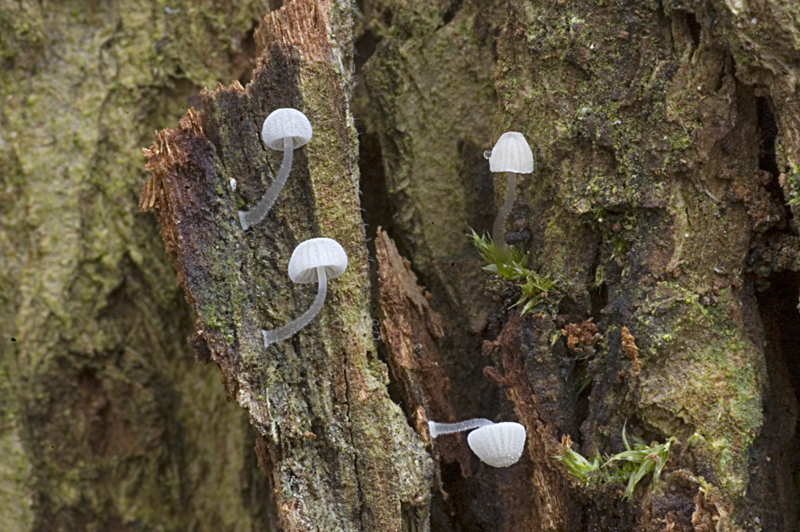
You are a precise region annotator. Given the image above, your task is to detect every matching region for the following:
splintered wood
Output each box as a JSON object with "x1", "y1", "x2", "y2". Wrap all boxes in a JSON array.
[
  {"x1": 256, "y1": 0, "x2": 332, "y2": 63},
  {"x1": 375, "y1": 228, "x2": 472, "y2": 476}
]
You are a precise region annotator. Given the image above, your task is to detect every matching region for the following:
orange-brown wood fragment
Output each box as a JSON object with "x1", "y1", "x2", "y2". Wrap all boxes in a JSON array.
[
  {"x1": 621, "y1": 326, "x2": 641, "y2": 377},
  {"x1": 256, "y1": 0, "x2": 332, "y2": 63},
  {"x1": 375, "y1": 228, "x2": 472, "y2": 476}
]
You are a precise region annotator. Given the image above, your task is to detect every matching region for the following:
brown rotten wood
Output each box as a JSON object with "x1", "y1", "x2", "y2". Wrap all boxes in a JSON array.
[
  {"x1": 375, "y1": 228, "x2": 472, "y2": 480},
  {"x1": 140, "y1": 1, "x2": 432, "y2": 531}
]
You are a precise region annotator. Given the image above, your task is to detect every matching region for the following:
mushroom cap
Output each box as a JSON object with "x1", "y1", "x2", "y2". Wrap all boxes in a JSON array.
[
  {"x1": 467, "y1": 422, "x2": 526, "y2": 468},
  {"x1": 288, "y1": 238, "x2": 348, "y2": 284},
  {"x1": 489, "y1": 132, "x2": 533, "y2": 173},
  {"x1": 262, "y1": 108, "x2": 313, "y2": 150}
]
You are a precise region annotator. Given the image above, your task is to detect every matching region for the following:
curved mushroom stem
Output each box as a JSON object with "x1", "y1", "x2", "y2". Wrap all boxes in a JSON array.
[
  {"x1": 492, "y1": 172, "x2": 517, "y2": 250},
  {"x1": 240, "y1": 136, "x2": 294, "y2": 231},
  {"x1": 263, "y1": 266, "x2": 328, "y2": 346},
  {"x1": 428, "y1": 418, "x2": 493, "y2": 438}
]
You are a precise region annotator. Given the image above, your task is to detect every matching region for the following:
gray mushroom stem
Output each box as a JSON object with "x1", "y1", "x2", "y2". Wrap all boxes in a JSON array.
[
  {"x1": 239, "y1": 136, "x2": 294, "y2": 231},
  {"x1": 263, "y1": 266, "x2": 327, "y2": 346},
  {"x1": 492, "y1": 172, "x2": 517, "y2": 249}
]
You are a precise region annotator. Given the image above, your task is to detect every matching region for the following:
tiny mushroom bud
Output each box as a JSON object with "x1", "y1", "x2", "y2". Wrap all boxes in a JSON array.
[
  {"x1": 262, "y1": 237, "x2": 348, "y2": 346},
  {"x1": 488, "y1": 132, "x2": 533, "y2": 249},
  {"x1": 428, "y1": 418, "x2": 527, "y2": 468},
  {"x1": 239, "y1": 108, "x2": 313, "y2": 231}
]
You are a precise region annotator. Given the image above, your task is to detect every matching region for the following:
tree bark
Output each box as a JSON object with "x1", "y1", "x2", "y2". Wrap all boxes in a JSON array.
[
  {"x1": 140, "y1": 2, "x2": 432, "y2": 531},
  {"x1": 6, "y1": 0, "x2": 800, "y2": 530},
  {"x1": 0, "y1": 1, "x2": 278, "y2": 530},
  {"x1": 359, "y1": 0, "x2": 800, "y2": 530}
]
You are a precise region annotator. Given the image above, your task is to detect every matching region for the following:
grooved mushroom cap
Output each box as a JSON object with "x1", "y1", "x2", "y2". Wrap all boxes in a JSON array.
[
  {"x1": 261, "y1": 108, "x2": 313, "y2": 150},
  {"x1": 467, "y1": 422, "x2": 526, "y2": 468},
  {"x1": 288, "y1": 238, "x2": 348, "y2": 284},
  {"x1": 489, "y1": 132, "x2": 534, "y2": 173}
]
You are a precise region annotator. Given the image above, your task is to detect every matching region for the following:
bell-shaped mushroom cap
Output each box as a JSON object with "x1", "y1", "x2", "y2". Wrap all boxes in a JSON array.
[
  {"x1": 261, "y1": 108, "x2": 313, "y2": 150},
  {"x1": 489, "y1": 132, "x2": 534, "y2": 173},
  {"x1": 467, "y1": 422, "x2": 526, "y2": 468},
  {"x1": 287, "y1": 238, "x2": 348, "y2": 284}
]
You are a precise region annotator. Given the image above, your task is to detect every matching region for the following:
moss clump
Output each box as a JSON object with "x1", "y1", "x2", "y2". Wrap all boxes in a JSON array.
[
  {"x1": 470, "y1": 230, "x2": 557, "y2": 314},
  {"x1": 557, "y1": 425, "x2": 674, "y2": 500}
]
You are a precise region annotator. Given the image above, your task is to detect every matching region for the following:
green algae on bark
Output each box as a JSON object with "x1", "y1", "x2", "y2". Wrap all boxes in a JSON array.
[
  {"x1": 0, "y1": 0, "x2": 274, "y2": 530},
  {"x1": 361, "y1": 0, "x2": 800, "y2": 529},
  {"x1": 490, "y1": 0, "x2": 795, "y2": 527}
]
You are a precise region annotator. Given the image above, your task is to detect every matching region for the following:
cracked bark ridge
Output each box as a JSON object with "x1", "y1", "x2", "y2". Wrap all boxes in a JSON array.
[
  {"x1": 375, "y1": 228, "x2": 472, "y2": 479},
  {"x1": 141, "y1": 1, "x2": 432, "y2": 530}
]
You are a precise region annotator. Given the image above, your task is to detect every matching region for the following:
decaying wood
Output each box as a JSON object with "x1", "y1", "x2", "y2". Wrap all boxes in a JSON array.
[
  {"x1": 483, "y1": 314, "x2": 580, "y2": 531},
  {"x1": 140, "y1": 1, "x2": 432, "y2": 530},
  {"x1": 375, "y1": 228, "x2": 472, "y2": 478}
]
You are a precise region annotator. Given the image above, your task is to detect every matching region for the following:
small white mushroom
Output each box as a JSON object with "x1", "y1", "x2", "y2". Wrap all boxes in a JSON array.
[
  {"x1": 467, "y1": 422, "x2": 526, "y2": 468},
  {"x1": 262, "y1": 238, "x2": 348, "y2": 346},
  {"x1": 428, "y1": 418, "x2": 527, "y2": 468},
  {"x1": 488, "y1": 132, "x2": 533, "y2": 249},
  {"x1": 239, "y1": 108, "x2": 313, "y2": 231}
]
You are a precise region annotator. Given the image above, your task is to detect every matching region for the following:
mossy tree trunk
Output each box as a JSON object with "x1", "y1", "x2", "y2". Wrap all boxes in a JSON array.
[
  {"x1": 6, "y1": 0, "x2": 800, "y2": 530},
  {"x1": 0, "y1": 1, "x2": 280, "y2": 530},
  {"x1": 358, "y1": 0, "x2": 800, "y2": 530}
]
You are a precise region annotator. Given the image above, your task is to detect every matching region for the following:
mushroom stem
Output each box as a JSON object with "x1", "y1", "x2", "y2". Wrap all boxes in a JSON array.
[
  {"x1": 240, "y1": 136, "x2": 294, "y2": 231},
  {"x1": 263, "y1": 266, "x2": 327, "y2": 346},
  {"x1": 428, "y1": 418, "x2": 493, "y2": 438},
  {"x1": 492, "y1": 172, "x2": 517, "y2": 250}
]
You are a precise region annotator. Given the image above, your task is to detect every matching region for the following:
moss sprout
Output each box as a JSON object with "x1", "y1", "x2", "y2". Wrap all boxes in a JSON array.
[
  {"x1": 470, "y1": 229, "x2": 556, "y2": 314},
  {"x1": 556, "y1": 424, "x2": 674, "y2": 500}
]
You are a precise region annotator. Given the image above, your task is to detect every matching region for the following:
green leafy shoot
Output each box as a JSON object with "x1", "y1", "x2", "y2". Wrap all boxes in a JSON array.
[
  {"x1": 557, "y1": 437, "x2": 602, "y2": 484},
  {"x1": 470, "y1": 229, "x2": 556, "y2": 314},
  {"x1": 516, "y1": 274, "x2": 557, "y2": 314},
  {"x1": 604, "y1": 423, "x2": 673, "y2": 499},
  {"x1": 556, "y1": 426, "x2": 674, "y2": 500},
  {"x1": 470, "y1": 229, "x2": 529, "y2": 280}
]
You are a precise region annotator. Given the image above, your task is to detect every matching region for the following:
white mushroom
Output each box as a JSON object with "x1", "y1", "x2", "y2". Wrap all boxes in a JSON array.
[
  {"x1": 428, "y1": 418, "x2": 527, "y2": 468},
  {"x1": 262, "y1": 238, "x2": 348, "y2": 346},
  {"x1": 488, "y1": 132, "x2": 533, "y2": 249},
  {"x1": 467, "y1": 422, "x2": 526, "y2": 468},
  {"x1": 239, "y1": 108, "x2": 313, "y2": 231}
]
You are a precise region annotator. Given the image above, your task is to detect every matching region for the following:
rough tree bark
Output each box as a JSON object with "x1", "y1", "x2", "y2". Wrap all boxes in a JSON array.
[
  {"x1": 5, "y1": 0, "x2": 800, "y2": 530},
  {"x1": 140, "y1": 1, "x2": 431, "y2": 531},
  {"x1": 358, "y1": 0, "x2": 800, "y2": 530},
  {"x1": 0, "y1": 1, "x2": 278, "y2": 530}
]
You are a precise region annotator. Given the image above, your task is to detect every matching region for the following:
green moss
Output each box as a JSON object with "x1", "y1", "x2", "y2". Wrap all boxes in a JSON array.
[
  {"x1": 471, "y1": 230, "x2": 557, "y2": 313},
  {"x1": 557, "y1": 425, "x2": 674, "y2": 500},
  {"x1": 1, "y1": 0, "x2": 273, "y2": 529},
  {"x1": 636, "y1": 286, "x2": 764, "y2": 497},
  {"x1": 785, "y1": 161, "x2": 800, "y2": 205}
]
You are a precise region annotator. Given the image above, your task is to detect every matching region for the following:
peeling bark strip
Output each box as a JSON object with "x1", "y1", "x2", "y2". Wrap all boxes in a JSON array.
[
  {"x1": 141, "y1": 1, "x2": 431, "y2": 531},
  {"x1": 375, "y1": 229, "x2": 472, "y2": 478}
]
